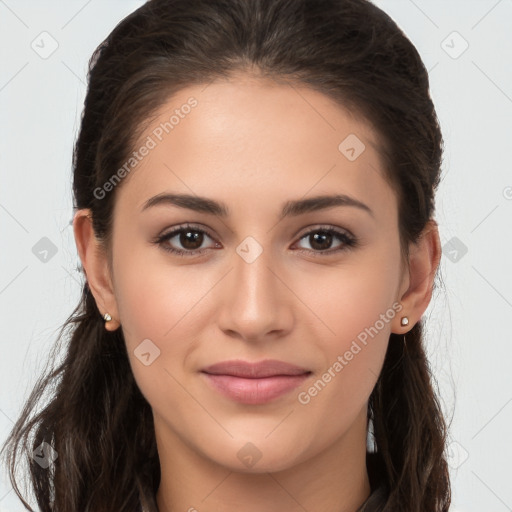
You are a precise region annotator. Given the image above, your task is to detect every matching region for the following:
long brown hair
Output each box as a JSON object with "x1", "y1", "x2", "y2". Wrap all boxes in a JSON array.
[{"x1": 1, "y1": 0, "x2": 451, "y2": 510}]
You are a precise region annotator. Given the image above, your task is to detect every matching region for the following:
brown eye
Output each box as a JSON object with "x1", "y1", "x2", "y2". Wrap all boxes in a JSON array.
[
  {"x1": 178, "y1": 229, "x2": 204, "y2": 250},
  {"x1": 155, "y1": 224, "x2": 219, "y2": 256},
  {"x1": 308, "y1": 231, "x2": 334, "y2": 251},
  {"x1": 294, "y1": 227, "x2": 357, "y2": 255}
]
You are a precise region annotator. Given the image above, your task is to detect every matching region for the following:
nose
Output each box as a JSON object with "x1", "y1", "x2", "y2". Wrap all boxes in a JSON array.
[{"x1": 216, "y1": 243, "x2": 294, "y2": 343}]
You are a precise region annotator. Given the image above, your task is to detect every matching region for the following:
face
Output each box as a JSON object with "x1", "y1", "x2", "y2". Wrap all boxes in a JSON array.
[{"x1": 94, "y1": 73, "x2": 409, "y2": 472}]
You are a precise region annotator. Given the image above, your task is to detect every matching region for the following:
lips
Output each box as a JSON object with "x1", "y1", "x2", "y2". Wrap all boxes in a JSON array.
[
  {"x1": 200, "y1": 359, "x2": 312, "y2": 404},
  {"x1": 201, "y1": 359, "x2": 310, "y2": 378}
]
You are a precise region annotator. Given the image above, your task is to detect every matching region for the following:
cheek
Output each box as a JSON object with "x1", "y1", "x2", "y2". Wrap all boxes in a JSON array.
[
  {"x1": 114, "y1": 244, "x2": 212, "y2": 338},
  {"x1": 112, "y1": 245, "x2": 215, "y2": 383},
  {"x1": 295, "y1": 290, "x2": 393, "y2": 448},
  {"x1": 113, "y1": 252, "x2": 211, "y2": 407},
  {"x1": 294, "y1": 246, "x2": 400, "y2": 406},
  {"x1": 293, "y1": 245, "x2": 401, "y2": 347}
]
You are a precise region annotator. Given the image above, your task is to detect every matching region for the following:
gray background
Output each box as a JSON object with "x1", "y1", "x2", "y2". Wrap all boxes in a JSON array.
[{"x1": 1, "y1": 1, "x2": 511, "y2": 510}]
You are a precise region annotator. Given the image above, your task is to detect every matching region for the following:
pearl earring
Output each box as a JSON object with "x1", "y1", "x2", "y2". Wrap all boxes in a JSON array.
[{"x1": 400, "y1": 316, "x2": 409, "y2": 327}]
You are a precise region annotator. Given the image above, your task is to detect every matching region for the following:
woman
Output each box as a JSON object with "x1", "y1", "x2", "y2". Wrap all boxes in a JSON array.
[{"x1": 1, "y1": 0, "x2": 451, "y2": 510}]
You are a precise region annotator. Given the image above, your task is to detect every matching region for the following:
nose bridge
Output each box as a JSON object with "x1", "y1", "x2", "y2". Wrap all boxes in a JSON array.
[
  {"x1": 236, "y1": 240, "x2": 277, "y2": 300},
  {"x1": 217, "y1": 238, "x2": 292, "y2": 339}
]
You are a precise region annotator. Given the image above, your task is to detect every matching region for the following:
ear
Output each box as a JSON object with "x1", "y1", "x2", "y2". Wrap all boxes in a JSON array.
[
  {"x1": 73, "y1": 209, "x2": 121, "y2": 331},
  {"x1": 393, "y1": 219, "x2": 442, "y2": 334}
]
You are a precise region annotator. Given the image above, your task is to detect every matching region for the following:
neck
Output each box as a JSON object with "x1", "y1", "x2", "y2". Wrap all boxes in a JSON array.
[{"x1": 154, "y1": 407, "x2": 372, "y2": 512}]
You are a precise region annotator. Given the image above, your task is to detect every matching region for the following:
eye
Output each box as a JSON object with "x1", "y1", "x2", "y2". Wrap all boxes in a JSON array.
[
  {"x1": 153, "y1": 223, "x2": 219, "y2": 257},
  {"x1": 293, "y1": 226, "x2": 358, "y2": 256},
  {"x1": 153, "y1": 223, "x2": 359, "y2": 258}
]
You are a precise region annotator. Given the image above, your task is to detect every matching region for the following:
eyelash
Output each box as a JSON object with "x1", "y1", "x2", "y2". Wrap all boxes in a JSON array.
[{"x1": 153, "y1": 223, "x2": 358, "y2": 258}]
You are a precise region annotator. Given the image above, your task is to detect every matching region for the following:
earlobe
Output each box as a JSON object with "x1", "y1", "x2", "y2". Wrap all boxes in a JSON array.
[
  {"x1": 393, "y1": 219, "x2": 441, "y2": 333},
  {"x1": 73, "y1": 209, "x2": 121, "y2": 330}
]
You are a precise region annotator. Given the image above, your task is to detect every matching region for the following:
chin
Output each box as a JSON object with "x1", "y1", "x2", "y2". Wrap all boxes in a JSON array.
[{"x1": 204, "y1": 438, "x2": 307, "y2": 474}]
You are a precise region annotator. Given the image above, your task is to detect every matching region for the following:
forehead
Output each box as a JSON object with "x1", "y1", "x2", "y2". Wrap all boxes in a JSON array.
[{"x1": 114, "y1": 75, "x2": 396, "y2": 220}]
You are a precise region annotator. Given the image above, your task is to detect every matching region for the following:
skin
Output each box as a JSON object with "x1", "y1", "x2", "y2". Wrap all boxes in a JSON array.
[{"x1": 73, "y1": 72, "x2": 441, "y2": 512}]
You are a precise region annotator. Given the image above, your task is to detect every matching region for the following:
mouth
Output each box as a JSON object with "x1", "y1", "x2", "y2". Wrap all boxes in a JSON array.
[{"x1": 200, "y1": 359, "x2": 312, "y2": 404}]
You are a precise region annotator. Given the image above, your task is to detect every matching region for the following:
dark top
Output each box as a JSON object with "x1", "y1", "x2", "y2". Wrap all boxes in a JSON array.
[{"x1": 356, "y1": 451, "x2": 389, "y2": 511}]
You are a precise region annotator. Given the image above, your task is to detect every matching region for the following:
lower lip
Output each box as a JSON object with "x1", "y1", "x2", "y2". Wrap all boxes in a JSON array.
[{"x1": 201, "y1": 372, "x2": 311, "y2": 405}]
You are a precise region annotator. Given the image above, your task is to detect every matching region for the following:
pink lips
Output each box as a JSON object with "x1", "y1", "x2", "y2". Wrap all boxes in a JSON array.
[{"x1": 201, "y1": 359, "x2": 311, "y2": 405}]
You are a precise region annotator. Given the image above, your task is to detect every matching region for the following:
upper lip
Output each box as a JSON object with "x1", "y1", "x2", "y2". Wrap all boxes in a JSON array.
[{"x1": 201, "y1": 359, "x2": 311, "y2": 378}]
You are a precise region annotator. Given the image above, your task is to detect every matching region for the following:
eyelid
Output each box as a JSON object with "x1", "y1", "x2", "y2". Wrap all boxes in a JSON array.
[
  {"x1": 158, "y1": 222, "x2": 217, "y2": 241},
  {"x1": 293, "y1": 223, "x2": 355, "y2": 240}
]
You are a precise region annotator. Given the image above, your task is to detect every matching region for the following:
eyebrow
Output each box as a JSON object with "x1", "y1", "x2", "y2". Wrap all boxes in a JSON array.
[{"x1": 141, "y1": 192, "x2": 374, "y2": 219}]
